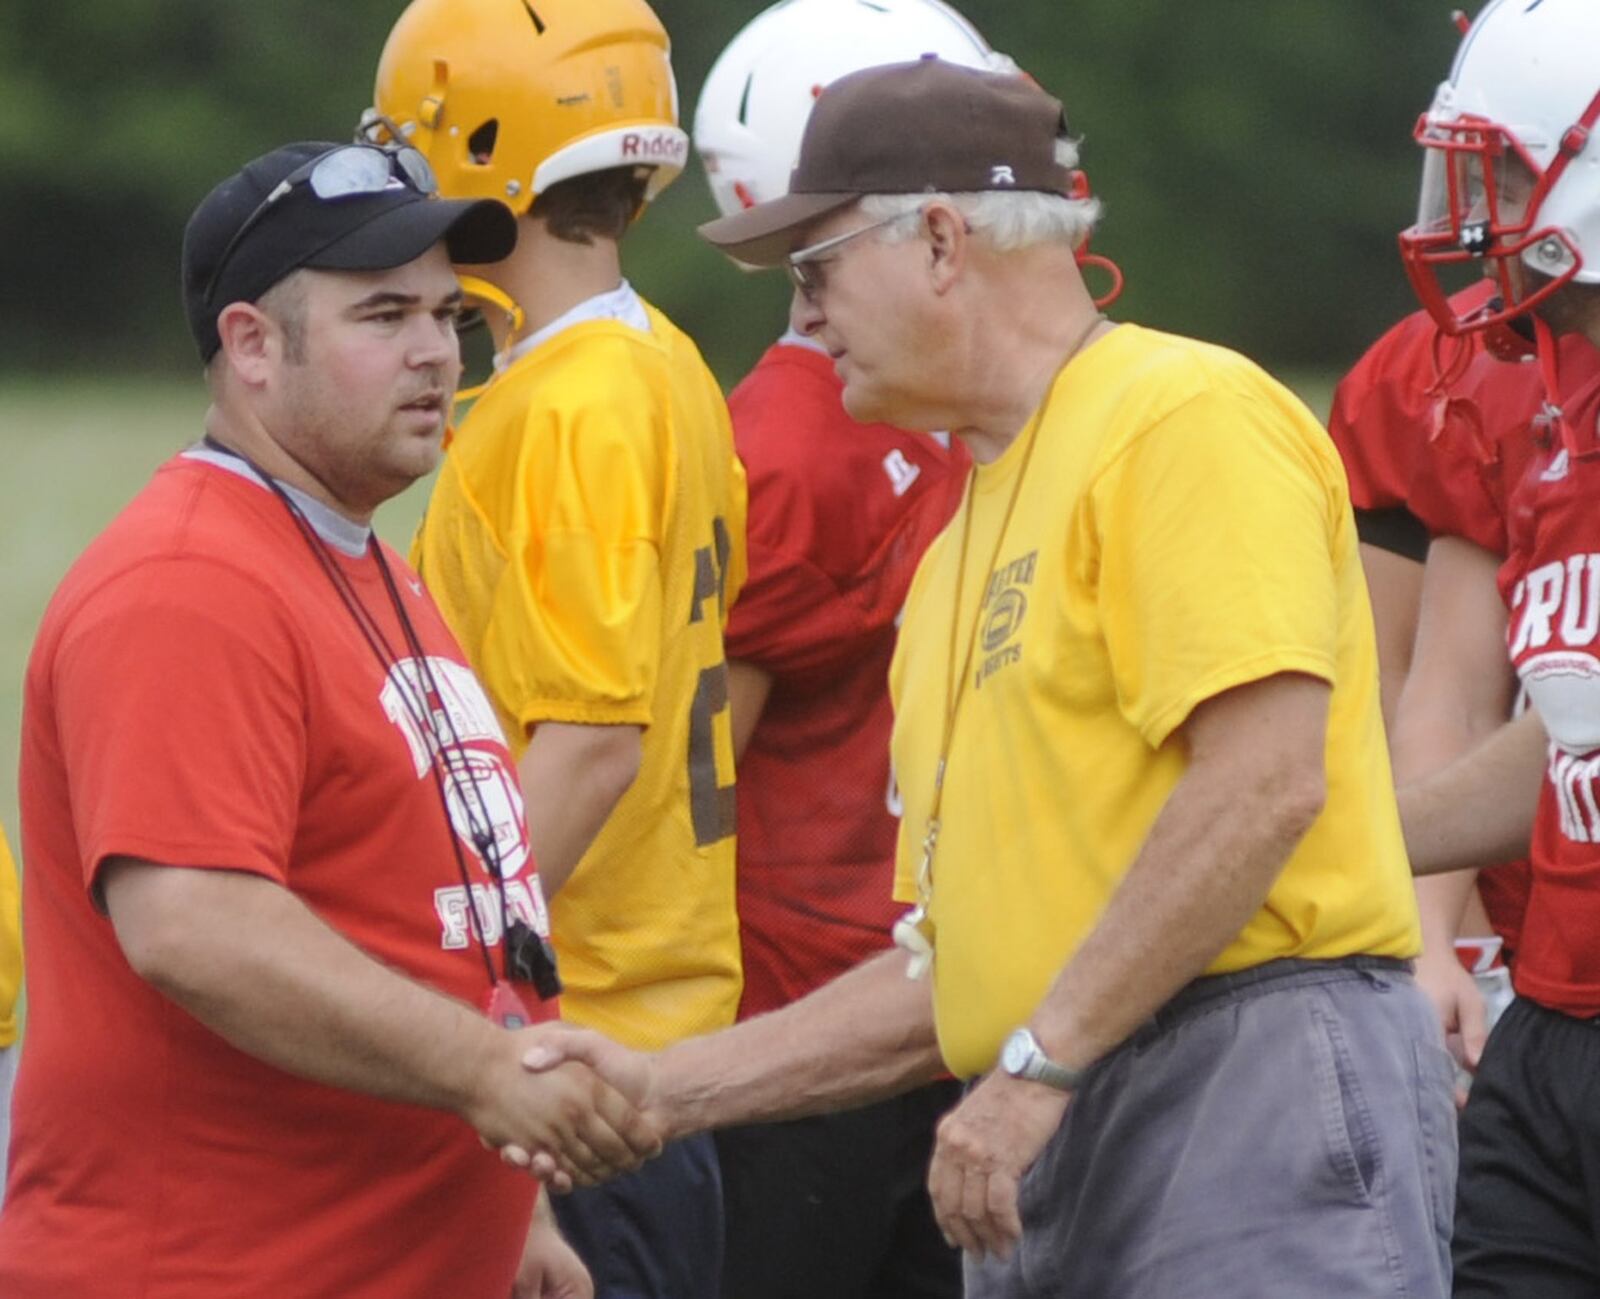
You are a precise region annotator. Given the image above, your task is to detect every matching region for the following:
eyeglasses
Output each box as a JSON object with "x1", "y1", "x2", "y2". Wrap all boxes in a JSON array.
[
  {"x1": 785, "y1": 210, "x2": 921, "y2": 302},
  {"x1": 204, "y1": 144, "x2": 440, "y2": 304}
]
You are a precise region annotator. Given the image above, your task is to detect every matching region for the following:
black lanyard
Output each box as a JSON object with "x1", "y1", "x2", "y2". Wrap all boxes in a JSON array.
[{"x1": 200, "y1": 437, "x2": 560, "y2": 1004}]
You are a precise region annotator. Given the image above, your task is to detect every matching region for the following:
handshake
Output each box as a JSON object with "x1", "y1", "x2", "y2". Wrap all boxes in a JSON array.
[{"x1": 462, "y1": 1022, "x2": 668, "y2": 1191}]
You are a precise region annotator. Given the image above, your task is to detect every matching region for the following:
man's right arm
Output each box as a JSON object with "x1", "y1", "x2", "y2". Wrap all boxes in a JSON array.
[
  {"x1": 1392, "y1": 533, "x2": 1543, "y2": 878},
  {"x1": 1388, "y1": 536, "x2": 1519, "y2": 1055},
  {"x1": 102, "y1": 858, "x2": 659, "y2": 1182},
  {"x1": 518, "y1": 723, "x2": 642, "y2": 897},
  {"x1": 1401, "y1": 708, "x2": 1546, "y2": 876},
  {"x1": 522, "y1": 948, "x2": 942, "y2": 1144},
  {"x1": 727, "y1": 660, "x2": 773, "y2": 761},
  {"x1": 1358, "y1": 542, "x2": 1424, "y2": 731}
]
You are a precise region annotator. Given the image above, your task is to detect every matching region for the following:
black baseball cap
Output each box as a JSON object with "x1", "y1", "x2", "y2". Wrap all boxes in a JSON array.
[
  {"x1": 699, "y1": 58, "x2": 1078, "y2": 266},
  {"x1": 182, "y1": 141, "x2": 518, "y2": 361}
]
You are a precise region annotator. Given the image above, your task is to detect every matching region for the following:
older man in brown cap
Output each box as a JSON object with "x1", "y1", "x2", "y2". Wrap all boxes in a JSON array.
[{"x1": 524, "y1": 58, "x2": 1454, "y2": 1297}]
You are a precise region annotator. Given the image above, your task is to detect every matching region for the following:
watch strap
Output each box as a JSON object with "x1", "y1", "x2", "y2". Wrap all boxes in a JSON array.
[{"x1": 1005, "y1": 1027, "x2": 1086, "y2": 1092}]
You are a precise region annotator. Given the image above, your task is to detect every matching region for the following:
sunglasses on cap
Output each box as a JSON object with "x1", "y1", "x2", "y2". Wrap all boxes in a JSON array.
[{"x1": 203, "y1": 143, "x2": 439, "y2": 304}]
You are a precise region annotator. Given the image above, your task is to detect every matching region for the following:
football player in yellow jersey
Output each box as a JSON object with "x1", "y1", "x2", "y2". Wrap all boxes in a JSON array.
[
  {"x1": 0, "y1": 824, "x2": 20, "y2": 1209},
  {"x1": 370, "y1": 2, "x2": 746, "y2": 1294}
]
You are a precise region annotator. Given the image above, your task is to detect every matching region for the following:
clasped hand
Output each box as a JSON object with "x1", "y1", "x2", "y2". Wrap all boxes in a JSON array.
[{"x1": 466, "y1": 1023, "x2": 662, "y2": 1192}]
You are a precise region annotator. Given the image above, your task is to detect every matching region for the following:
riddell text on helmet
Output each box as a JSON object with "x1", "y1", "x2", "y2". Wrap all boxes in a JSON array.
[{"x1": 622, "y1": 131, "x2": 687, "y2": 164}]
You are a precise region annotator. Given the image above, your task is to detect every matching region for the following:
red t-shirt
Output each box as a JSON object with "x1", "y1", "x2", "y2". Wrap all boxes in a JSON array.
[
  {"x1": 1, "y1": 456, "x2": 554, "y2": 1298},
  {"x1": 1502, "y1": 362, "x2": 1600, "y2": 1017},
  {"x1": 724, "y1": 340, "x2": 968, "y2": 1016}
]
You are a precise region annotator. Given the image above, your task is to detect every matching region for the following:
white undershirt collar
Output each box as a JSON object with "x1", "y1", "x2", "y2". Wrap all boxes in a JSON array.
[
  {"x1": 183, "y1": 444, "x2": 372, "y2": 558},
  {"x1": 500, "y1": 280, "x2": 651, "y2": 371},
  {"x1": 777, "y1": 325, "x2": 829, "y2": 356}
]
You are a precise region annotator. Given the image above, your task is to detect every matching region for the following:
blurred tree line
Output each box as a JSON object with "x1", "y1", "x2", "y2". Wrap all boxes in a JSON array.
[{"x1": 1, "y1": 0, "x2": 1466, "y2": 385}]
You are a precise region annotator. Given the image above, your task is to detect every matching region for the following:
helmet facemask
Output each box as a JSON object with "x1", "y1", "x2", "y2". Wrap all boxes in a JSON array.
[{"x1": 1400, "y1": 95, "x2": 1600, "y2": 342}]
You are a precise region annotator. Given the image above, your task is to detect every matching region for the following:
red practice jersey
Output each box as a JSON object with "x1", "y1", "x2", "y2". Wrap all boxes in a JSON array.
[
  {"x1": 1332, "y1": 282, "x2": 1530, "y2": 554},
  {"x1": 2, "y1": 456, "x2": 554, "y2": 1299},
  {"x1": 1502, "y1": 361, "x2": 1600, "y2": 1017},
  {"x1": 1327, "y1": 287, "x2": 1600, "y2": 953},
  {"x1": 1339, "y1": 315, "x2": 1600, "y2": 953},
  {"x1": 724, "y1": 338, "x2": 968, "y2": 1016}
]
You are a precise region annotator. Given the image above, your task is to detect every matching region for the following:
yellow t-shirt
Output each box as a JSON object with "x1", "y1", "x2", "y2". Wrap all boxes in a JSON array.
[
  {"x1": 414, "y1": 299, "x2": 747, "y2": 1050},
  {"x1": 0, "y1": 825, "x2": 21, "y2": 1047},
  {"x1": 891, "y1": 324, "x2": 1419, "y2": 1079}
]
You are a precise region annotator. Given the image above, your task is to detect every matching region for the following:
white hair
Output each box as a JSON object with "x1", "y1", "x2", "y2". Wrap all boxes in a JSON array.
[{"x1": 857, "y1": 138, "x2": 1101, "y2": 252}]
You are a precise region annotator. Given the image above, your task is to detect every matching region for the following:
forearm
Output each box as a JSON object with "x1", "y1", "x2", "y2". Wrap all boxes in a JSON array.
[
  {"x1": 1359, "y1": 543, "x2": 1424, "y2": 732},
  {"x1": 1401, "y1": 708, "x2": 1546, "y2": 875},
  {"x1": 727, "y1": 659, "x2": 773, "y2": 761},
  {"x1": 105, "y1": 861, "x2": 498, "y2": 1116},
  {"x1": 654, "y1": 949, "x2": 942, "y2": 1137},
  {"x1": 518, "y1": 722, "x2": 642, "y2": 895},
  {"x1": 1030, "y1": 749, "x2": 1321, "y2": 1070},
  {"x1": 1389, "y1": 535, "x2": 1516, "y2": 786}
]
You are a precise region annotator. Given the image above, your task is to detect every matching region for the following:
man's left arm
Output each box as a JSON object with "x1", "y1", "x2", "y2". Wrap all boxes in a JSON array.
[
  {"x1": 929, "y1": 670, "x2": 1330, "y2": 1258},
  {"x1": 519, "y1": 723, "x2": 643, "y2": 898},
  {"x1": 514, "y1": 1191, "x2": 593, "y2": 1299}
]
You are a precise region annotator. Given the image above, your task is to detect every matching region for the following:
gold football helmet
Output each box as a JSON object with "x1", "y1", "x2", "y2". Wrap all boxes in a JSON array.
[{"x1": 370, "y1": 0, "x2": 686, "y2": 216}]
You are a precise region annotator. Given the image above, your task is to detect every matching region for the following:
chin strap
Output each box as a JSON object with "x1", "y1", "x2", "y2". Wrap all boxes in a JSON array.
[
  {"x1": 1427, "y1": 326, "x2": 1478, "y2": 396},
  {"x1": 1531, "y1": 312, "x2": 1579, "y2": 456},
  {"x1": 453, "y1": 275, "x2": 527, "y2": 408}
]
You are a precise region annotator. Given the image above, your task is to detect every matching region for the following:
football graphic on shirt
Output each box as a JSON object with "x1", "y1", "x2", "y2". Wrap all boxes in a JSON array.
[
  {"x1": 379, "y1": 657, "x2": 533, "y2": 879},
  {"x1": 440, "y1": 745, "x2": 532, "y2": 879}
]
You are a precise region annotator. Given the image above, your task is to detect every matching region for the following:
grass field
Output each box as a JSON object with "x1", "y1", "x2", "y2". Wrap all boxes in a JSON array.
[
  {"x1": 0, "y1": 368, "x2": 1338, "y2": 847},
  {"x1": 0, "y1": 378, "x2": 436, "y2": 845}
]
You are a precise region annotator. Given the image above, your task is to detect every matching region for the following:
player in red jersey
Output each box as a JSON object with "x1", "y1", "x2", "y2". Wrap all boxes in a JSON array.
[
  {"x1": 1394, "y1": 1, "x2": 1600, "y2": 1290},
  {"x1": 1330, "y1": 280, "x2": 1500, "y2": 722},
  {"x1": 0, "y1": 142, "x2": 657, "y2": 1299},
  {"x1": 694, "y1": 4, "x2": 1002, "y2": 1295},
  {"x1": 1328, "y1": 281, "x2": 1600, "y2": 1092}
]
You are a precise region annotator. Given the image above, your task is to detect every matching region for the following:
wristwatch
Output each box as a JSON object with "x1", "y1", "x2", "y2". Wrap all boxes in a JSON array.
[{"x1": 999, "y1": 1027, "x2": 1086, "y2": 1092}]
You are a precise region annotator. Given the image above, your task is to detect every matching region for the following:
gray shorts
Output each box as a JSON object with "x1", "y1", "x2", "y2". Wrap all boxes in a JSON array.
[{"x1": 966, "y1": 957, "x2": 1457, "y2": 1299}]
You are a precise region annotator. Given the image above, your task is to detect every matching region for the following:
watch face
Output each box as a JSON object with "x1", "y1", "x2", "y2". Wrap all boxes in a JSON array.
[{"x1": 1000, "y1": 1030, "x2": 1031, "y2": 1075}]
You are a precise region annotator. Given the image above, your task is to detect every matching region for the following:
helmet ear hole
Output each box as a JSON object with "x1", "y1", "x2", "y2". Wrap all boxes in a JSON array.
[
  {"x1": 374, "y1": 0, "x2": 686, "y2": 216},
  {"x1": 468, "y1": 120, "x2": 500, "y2": 165}
]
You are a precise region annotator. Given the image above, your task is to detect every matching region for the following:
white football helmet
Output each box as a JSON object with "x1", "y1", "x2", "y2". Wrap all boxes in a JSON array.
[
  {"x1": 1400, "y1": 0, "x2": 1600, "y2": 338},
  {"x1": 694, "y1": 0, "x2": 999, "y2": 218}
]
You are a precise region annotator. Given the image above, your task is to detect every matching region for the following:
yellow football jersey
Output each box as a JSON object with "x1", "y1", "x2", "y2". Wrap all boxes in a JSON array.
[
  {"x1": 892, "y1": 324, "x2": 1419, "y2": 1079},
  {"x1": 0, "y1": 824, "x2": 20, "y2": 1047},
  {"x1": 415, "y1": 296, "x2": 747, "y2": 1050}
]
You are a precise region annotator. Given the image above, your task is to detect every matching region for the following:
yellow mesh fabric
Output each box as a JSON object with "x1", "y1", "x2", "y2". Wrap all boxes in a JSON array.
[{"x1": 415, "y1": 301, "x2": 747, "y2": 1049}]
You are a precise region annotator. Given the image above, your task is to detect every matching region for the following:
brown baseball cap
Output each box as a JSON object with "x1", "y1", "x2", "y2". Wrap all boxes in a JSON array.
[{"x1": 698, "y1": 56, "x2": 1077, "y2": 266}]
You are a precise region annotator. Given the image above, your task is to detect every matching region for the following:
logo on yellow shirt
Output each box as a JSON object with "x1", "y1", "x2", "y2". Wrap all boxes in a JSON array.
[{"x1": 976, "y1": 549, "x2": 1037, "y2": 689}]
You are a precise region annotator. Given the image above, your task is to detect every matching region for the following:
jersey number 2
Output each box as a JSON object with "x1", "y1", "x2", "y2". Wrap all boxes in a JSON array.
[{"x1": 688, "y1": 518, "x2": 736, "y2": 846}]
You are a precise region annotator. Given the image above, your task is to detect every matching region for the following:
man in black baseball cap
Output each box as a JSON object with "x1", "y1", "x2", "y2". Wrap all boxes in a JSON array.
[
  {"x1": 532, "y1": 56, "x2": 1455, "y2": 1299},
  {"x1": 0, "y1": 141, "x2": 658, "y2": 1298},
  {"x1": 182, "y1": 138, "x2": 515, "y2": 361}
]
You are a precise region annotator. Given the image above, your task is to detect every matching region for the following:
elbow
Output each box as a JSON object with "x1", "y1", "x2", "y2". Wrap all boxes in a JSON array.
[
  {"x1": 110, "y1": 901, "x2": 198, "y2": 995},
  {"x1": 1272, "y1": 765, "x2": 1327, "y2": 842},
  {"x1": 592, "y1": 727, "x2": 643, "y2": 805},
  {"x1": 102, "y1": 862, "x2": 209, "y2": 996}
]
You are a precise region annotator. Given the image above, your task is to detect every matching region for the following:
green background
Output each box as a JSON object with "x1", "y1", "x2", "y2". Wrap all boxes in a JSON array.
[
  {"x1": 3, "y1": 1, "x2": 1463, "y2": 379},
  {"x1": 0, "y1": 1, "x2": 1470, "y2": 839}
]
